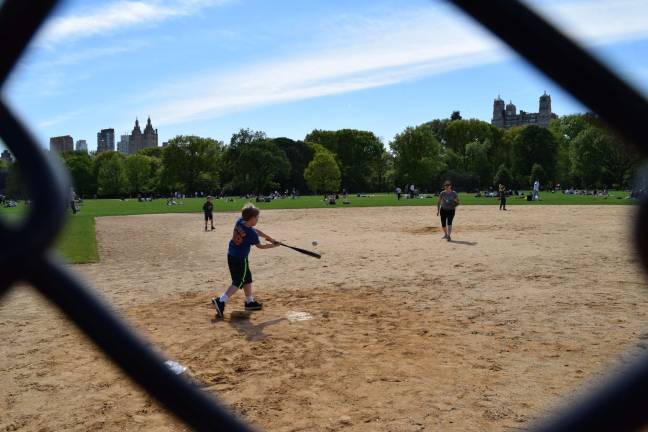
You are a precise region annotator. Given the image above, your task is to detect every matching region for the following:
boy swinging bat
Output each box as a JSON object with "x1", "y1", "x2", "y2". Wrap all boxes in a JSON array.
[{"x1": 211, "y1": 204, "x2": 279, "y2": 318}]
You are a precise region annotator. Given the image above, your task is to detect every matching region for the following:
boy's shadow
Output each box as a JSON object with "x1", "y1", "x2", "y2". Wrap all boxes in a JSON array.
[
  {"x1": 216, "y1": 311, "x2": 286, "y2": 341},
  {"x1": 450, "y1": 240, "x2": 478, "y2": 246}
]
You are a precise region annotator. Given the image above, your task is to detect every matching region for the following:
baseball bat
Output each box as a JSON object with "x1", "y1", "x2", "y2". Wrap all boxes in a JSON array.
[{"x1": 276, "y1": 242, "x2": 321, "y2": 259}]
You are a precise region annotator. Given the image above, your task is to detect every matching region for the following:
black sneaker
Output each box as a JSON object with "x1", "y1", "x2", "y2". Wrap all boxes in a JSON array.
[
  {"x1": 447, "y1": 235, "x2": 451, "y2": 242},
  {"x1": 244, "y1": 300, "x2": 263, "y2": 311},
  {"x1": 212, "y1": 297, "x2": 225, "y2": 318}
]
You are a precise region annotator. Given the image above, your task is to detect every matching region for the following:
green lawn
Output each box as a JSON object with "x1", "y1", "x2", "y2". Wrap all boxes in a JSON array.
[{"x1": 0, "y1": 191, "x2": 635, "y2": 264}]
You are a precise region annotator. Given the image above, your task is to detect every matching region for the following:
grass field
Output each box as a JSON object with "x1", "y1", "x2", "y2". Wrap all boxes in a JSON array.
[{"x1": 0, "y1": 191, "x2": 635, "y2": 264}]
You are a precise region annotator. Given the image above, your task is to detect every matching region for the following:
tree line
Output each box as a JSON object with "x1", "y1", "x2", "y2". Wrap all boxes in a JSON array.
[{"x1": 1, "y1": 112, "x2": 641, "y2": 199}]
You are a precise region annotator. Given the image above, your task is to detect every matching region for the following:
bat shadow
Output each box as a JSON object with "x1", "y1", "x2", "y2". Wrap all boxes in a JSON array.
[{"x1": 226, "y1": 311, "x2": 286, "y2": 341}]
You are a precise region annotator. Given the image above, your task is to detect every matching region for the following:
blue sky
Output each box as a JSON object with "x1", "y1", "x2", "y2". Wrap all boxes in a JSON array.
[{"x1": 3, "y1": 0, "x2": 648, "y2": 151}]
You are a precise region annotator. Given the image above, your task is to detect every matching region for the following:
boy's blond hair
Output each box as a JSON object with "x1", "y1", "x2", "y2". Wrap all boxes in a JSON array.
[{"x1": 241, "y1": 203, "x2": 260, "y2": 221}]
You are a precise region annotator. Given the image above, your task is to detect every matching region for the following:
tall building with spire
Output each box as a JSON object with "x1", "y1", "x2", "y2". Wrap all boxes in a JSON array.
[
  {"x1": 128, "y1": 116, "x2": 158, "y2": 154},
  {"x1": 491, "y1": 92, "x2": 556, "y2": 129},
  {"x1": 143, "y1": 116, "x2": 158, "y2": 149}
]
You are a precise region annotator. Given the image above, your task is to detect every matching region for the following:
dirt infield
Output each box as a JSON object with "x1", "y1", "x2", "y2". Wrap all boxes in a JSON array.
[{"x1": 2, "y1": 205, "x2": 648, "y2": 431}]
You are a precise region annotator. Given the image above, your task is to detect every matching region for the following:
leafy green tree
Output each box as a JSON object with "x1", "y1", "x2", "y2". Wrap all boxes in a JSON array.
[
  {"x1": 138, "y1": 146, "x2": 163, "y2": 159},
  {"x1": 305, "y1": 129, "x2": 384, "y2": 192},
  {"x1": 450, "y1": 111, "x2": 462, "y2": 121},
  {"x1": 493, "y1": 164, "x2": 513, "y2": 188},
  {"x1": 484, "y1": 131, "x2": 509, "y2": 172},
  {"x1": 465, "y1": 141, "x2": 491, "y2": 188},
  {"x1": 390, "y1": 124, "x2": 445, "y2": 191},
  {"x1": 61, "y1": 151, "x2": 95, "y2": 196},
  {"x1": 126, "y1": 154, "x2": 154, "y2": 194},
  {"x1": 530, "y1": 163, "x2": 547, "y2": 186},
  {"x1": 511, "y1": 125, "x2": 558, "y2": 186},
  {"x1": 445, "y1": 119, "x2": 503, "y2": 170},
  {"x1": 570, "y1": 127, "x2": 606, "y2": 188},
  {"x1": 223, "y1": 129, "x2": 290, "y2": 194},
  {"x1": 162, "y1": 135, "x2": 222, "y2": 193},
  {"x1": 304, "y1": 129, "x2": 337, "y2": 150},
  {"x1": 423, "y1": 118, "x2": 450, "y2": 145},
  {"x1": 5, "y1": 162, "x2": 26, "y2": 199},
  {"x1": 273, "y1": 137, "x2": 314, "y2": 193},
  {"x1": 145, "y1": 153, "x2": 163, "y2": 193},
  {"x1": 567, "y1": 127, "x2": 638, "y2": 188},
  {"x1": 549, "y1": 114, "x2": 597, "y2": 185},
  {"x1": 95, "y1": 152, "x2": 129, "y2": 197},
  {"x1": 443, "y1": 148, "x2": 462, "y2": 171},
  {"x1": 599, "y1": 135, "x2": 639, "y2": 188},
  {"x1": 549, "y1": 113, "x2": 597, "y2": 142},
  {"x1": 338, "y1": 128, "x2": 384, "y2": 192},
  {"x1": 374, "y1": 149, "x2": 393, "y2": 192},
  {"x1": 159, "y1": 143, "x2": 185, "y2": 193},
  {"x1": 439, "y1": 169, "x2": 479, "y2": 192},
  {"x1": 304, "y1": 150, "x2": 341, "y2": 194},
  {"x1": 239, "y1": 140, "x2": 290, "y2": 194}
]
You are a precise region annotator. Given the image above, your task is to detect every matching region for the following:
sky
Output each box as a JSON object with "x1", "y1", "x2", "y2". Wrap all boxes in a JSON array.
[{"x1": 3, "y1": 0, "x2": 648, "y2": 151}]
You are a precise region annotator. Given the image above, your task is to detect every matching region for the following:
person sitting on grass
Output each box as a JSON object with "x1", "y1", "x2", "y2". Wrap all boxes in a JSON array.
[{"x1": 212, "y1": 204, "x2": 279, "y2": 317}]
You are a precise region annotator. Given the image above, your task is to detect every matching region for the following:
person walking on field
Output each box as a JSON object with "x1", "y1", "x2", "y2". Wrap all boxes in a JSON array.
[
  {"x1": 532, "y1": 179, "x2": 540, "y2": 201},
  {"x1": 499, "y1": 184, "x2": 507, "y2": 211},
  {"x1": 437, "y1": 180, "x2": 459, "y2": 241}
]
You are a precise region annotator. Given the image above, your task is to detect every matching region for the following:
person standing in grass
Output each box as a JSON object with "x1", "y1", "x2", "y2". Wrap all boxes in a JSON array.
[
  {"x1": 69, "y1": 187, "x2": 77, "y2": 215},
  {"x1": 437, "y1": 180, "x2": 459, "y2": 241},
  {"x1": 212, "y1": 204, "x2": 279, "y2": 317},
  {"x1": 499, "y1": 184, "x2": 507, "y2": 211},
  {"x1": 202, "y1": 196, "x2": 215, "y2": 231}
]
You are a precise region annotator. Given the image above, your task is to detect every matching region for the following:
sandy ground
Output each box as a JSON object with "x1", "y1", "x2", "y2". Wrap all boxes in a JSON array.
[{"x1": 2, "y1": 205, "x2": 648, "y2": 431}]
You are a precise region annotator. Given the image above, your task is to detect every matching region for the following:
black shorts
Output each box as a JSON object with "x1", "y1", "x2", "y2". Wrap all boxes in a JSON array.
[
  {"x1": 228, "y1": 255, "x2": 252, "y2": 288},
  {"x1": 439, "y1": 208, "x2": 455, "y2": 227},
  {"x1": 204, "y1": 211, "x2": 213, "y2": 221}
]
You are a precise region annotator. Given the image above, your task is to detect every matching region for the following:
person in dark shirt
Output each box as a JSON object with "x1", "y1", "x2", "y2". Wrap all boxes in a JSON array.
[
  {"x1": 202, "y1": 196, "x2": 215, "y2": 231},
  {"x1": 498, "y1": 184, "x2": 507, "y2": 211},
  {"x1": 437, "y1": 180, "x2": 459, "y2": 242},
  {"x1": 211, "y1": 204, "x2": 279, "y2": 317}
]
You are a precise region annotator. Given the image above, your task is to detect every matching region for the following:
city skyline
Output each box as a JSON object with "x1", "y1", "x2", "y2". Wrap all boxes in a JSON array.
[
  {"x1": 4, "y1": 0, "x2": 648, "y2": 152},
  {"x1": 48, "y1": 91, "x2": 558, "y2": 153}
]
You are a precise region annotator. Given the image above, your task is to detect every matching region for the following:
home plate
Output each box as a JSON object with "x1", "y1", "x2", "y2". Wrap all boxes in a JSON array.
[{"x1": 286, "y1": 311, "x2": 313, "y2": 322}]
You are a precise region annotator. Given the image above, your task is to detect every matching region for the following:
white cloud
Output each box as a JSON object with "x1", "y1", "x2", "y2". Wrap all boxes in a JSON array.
[
  {"x1": 38, "y1": 109, "x2": 86, "y2": 129},
  {"x1": 146, "y1": 6, "x2": 507, "y2": 125},
  {"x1": 18, "y1": 0, "x2": 648, "y2": 136},
  {"x1": 525, "y1": 0, "x2": 648, "y2": 45},
  {"x1": 37, "y1": 0, "x2": 231, "y2": 45},
  {"x1": 144, "y1": 0, "x2": 648, "y2": 126}
]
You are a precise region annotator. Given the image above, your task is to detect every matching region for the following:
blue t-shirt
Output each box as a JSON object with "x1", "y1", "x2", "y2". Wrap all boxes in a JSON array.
[{"x1": 228, "y1": 218, "x2": 260, "y2": 258}]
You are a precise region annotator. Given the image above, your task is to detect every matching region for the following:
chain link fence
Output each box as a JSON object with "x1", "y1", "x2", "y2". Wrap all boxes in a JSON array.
[{"x1": 2, "y1": 0, "x2": 648, "y2": 430}]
